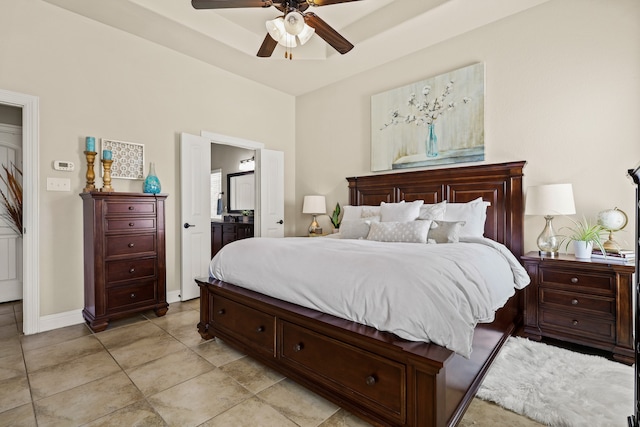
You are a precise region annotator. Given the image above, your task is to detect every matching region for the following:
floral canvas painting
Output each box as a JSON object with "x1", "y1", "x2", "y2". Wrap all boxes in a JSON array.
[{"x1": 371, "y1": 63, "x2": 484, "y2": 171}]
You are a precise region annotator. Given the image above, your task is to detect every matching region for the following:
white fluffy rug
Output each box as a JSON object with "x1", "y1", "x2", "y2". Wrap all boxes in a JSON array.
[{"x1": 476, "y1": 336, "x2": 633, "y2": 426}]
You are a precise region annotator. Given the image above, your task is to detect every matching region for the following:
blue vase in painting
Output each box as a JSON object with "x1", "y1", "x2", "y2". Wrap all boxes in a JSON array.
[
  {"x1": 143, "y1": 162, "x2": 161, "y2": 194},
  {"x1": 426, "y1": 123, "x2": 438, "y2": 157}
]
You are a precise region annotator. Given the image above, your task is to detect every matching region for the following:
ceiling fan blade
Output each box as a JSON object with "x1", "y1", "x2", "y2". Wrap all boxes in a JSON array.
[
  {"x1": 304, "y1": 12, "x2": 354, "y2": 54},
  {"x1": 306, "y1": 0, "x2": 363, "y2": 6},
  {"x1": 257, "y1": 33, "x2": 278, "y2": 57},
  {"x1": 191, "y1": 0, "x2": 274, "y2": 9}
]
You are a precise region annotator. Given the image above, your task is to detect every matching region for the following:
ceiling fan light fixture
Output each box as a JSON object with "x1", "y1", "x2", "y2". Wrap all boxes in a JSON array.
[
  {"x1": 283, "y1": 10, "x2": 305, "y2": 35},
  {"x1": 297, "y1": 24, "x2": 315, "y2": 45},
  {"x1": 266, "y1": 17, "x2": 286, "y2": 42}
]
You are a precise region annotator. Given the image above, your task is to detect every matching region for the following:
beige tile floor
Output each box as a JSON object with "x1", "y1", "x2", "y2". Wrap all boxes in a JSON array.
[{"x1": 0, "y1": 299, "x2": 542, "y2": 427}]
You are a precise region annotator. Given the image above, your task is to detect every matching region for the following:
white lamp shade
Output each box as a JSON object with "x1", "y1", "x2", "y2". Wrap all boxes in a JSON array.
[
  {"x1": 297, "y1": 24, "x2": 315, "y2": 45},
  {"x1": 525, "y1": 184, "x2": 576, "y2": 216},
  {"x1": 302, "y1": 195, "x2": 326, "y2": 214},
  {"x1": 266, "y1": 15, "x2": 315, "y2": 48},
  {"x1": 284, "y1": 11, "x2": 305, "y2": 35}
]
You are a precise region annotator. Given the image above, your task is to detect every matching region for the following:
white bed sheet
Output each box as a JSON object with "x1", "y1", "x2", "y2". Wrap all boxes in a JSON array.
[{"x1": 209, "y1": 237, "x2": 530, "y2": 357}]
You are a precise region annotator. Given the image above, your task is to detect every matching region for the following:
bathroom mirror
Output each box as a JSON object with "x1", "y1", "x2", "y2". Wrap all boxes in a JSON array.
[{"x1": 227, "y1": 171, "x2": 255, "y2": 213}]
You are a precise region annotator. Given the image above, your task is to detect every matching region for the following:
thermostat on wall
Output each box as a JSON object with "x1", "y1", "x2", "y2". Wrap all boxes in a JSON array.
[{"x1": 53, "y1": 160, "x2": 75, "y2": 171}]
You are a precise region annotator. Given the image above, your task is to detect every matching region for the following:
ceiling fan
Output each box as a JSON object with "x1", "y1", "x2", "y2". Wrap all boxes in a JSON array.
[{"x1": 191, "y1": 0, "x2": 360, "y2": 58}]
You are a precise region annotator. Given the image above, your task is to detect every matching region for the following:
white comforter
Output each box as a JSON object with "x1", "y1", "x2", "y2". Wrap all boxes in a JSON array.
[{"x1": 209, "y1": 237, "x2": 530, "y2": 357}]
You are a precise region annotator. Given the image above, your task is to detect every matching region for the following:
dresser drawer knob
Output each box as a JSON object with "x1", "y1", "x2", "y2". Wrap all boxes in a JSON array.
[
  {"x1": 217, "y1": 309, "x2": 225, "y2": 315},
  {"x1": 294, "y1": 343, "x2": 304, "y2": 352},
  {"x1": 365, "y1": 375, "x2": 377, "y2": 386},
  {"x1": 128, "y1": 206, "x2": 135, "y2": 210},
  {"x1": 572, "y1": 320, "x2": 579, "y2": 326},
  {"x1": 256, "y1": 326, "x2": 265, "y2": 333},
  {"x1": 130, "y1": 293, "x2": 136, "y2": 299},
  {"x1": 129, "y1": 222, "x2": 135, "y2": 227},
  {"x1": 129, "y1": 268, "x2": 135, "y2": 273},
  {"x1": 571, "y1": 299, "x2": 579, "y2": 305},
  {"x1": 570, "y1": 277, "x2": 578, "y2": 284},
  {"x1": 128, "y1": 243, "x2": 135, "y2": 248}
]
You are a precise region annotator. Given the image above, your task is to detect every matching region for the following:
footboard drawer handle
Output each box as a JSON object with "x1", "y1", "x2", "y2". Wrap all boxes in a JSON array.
[
  {"x1": 570, "y1": 277, "x2": 578, "y2": 284},
  {"x1": 256, "y1": 326, "x2": 265, "y2": 333},
  {"x1": 217, "y1": 309, "x2": 225, "y2": 315},
  {"x1": 572, "y1": 320, "x2": 579, "y2": 326},
  {"x1": 365, "y1": 375, "x2": 377, "y2": 386},
  {"x1": 294, "y1": 343, "x2": 304, "y2": 352},
  {"x1": 571, "y1": 299, "x2": 579, "y2": 305}
]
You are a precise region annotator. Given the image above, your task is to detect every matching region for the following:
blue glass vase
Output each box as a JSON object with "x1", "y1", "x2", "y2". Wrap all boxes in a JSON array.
[
  {"x1": 143, "y1": 162, "x2": 161, "y2": 194},
  {"x1": 426, "y1": 123, "x2": 438, "y2": 157}
]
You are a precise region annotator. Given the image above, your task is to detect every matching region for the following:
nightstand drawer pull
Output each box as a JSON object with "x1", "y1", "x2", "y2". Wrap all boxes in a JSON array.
[
  {"x1": 128, "y1": 243, "x2": 135, "y2": 248},
  {"x1": 570, "y1": 277, "x2": 578, "y2": 284},
  {"x1": 130, "y1": 293, "x2": 136, "y2": 299},
  {"x1": 217, "y1": 309, "x2": 225, "y2": 315},
  {"x1": 294, "y1": 343, "x2": 304, "y2": 352},
  {"x1": 256, "y1": 326, "x2": 265, "y2": 333},
  {"x1": 129, "y1": 222, "x2": 135, "y2": 227},
  {"x1": 571, "y1": 299, "x2": 579, "y2": 305},
  {"x1": 572, "y1": 320, "x2": 579, "y2": 326},
  {"x1": 365, "y1": 375, "x2": 377, "y2": 386},
  {"x1": 129, "y1": 268, "x2": 135, "y2": 273},
  {"x1": 128, "y1": 206, "x2": 135, "y2": 210}
]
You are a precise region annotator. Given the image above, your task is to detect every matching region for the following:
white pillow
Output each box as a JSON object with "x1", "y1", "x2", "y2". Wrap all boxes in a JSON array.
[
  {"x1": 340, "y1": 217, "x2": 380, "y2": 239},
  {"x1": 418, "y1": 201, "x2": 446, "y2": 221},
  {"x1": 443, "y1": 197, "x2": 487, "y2": 237},
  {"x1": 341, "y1": 205, "x2": 380, "y2": 221},
  {"x1": 428, "y1": 220, "x2": 466, "y2": 243},
  {"x1": 366, "y1": 220, "x2": 431, "y2": 243},
  {"x1": 380, "y1": 200, "x2": 424, "y2": 222}
]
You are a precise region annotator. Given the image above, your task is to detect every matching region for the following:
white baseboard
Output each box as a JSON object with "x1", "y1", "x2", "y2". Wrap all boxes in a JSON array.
[
  {"x1": 33, "y1": 291, "x2": 184, "y2": 335},
  {"x1": 38, "y1": 309, "x2": 84, "y2": 334}
]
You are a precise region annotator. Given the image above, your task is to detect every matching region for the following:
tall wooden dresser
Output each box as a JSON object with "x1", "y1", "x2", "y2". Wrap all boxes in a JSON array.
[{"x1": 81, "y1": 192, "x2": 168, "y2": 332}]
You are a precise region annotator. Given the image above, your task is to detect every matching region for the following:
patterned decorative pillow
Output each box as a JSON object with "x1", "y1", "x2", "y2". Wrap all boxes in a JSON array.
[
  {"x1": 418, "y1": 201, "x2": 446, "y2": 221},
  {"x1": 366, "y1": 220, "x2": 431, "y2": 243},
  {"x1": 428, "y1": 220, "x2": 466, "y2": 243},
  {"x1": 340, "y1": 217, "x2": 380, "y2": 239},
  {"x1": 443, "y1": 197, "x2": 488, "y2": 237},
  {"x1": 360, "y1": 206, "x2": 381, "y2": 218},
  {"x1": 380, "y1": 200, "x2": 424, "y2": 222}
]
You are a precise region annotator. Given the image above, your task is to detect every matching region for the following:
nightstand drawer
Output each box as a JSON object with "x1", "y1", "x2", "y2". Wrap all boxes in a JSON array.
[
  {"x1": 539, "y1": 268, "x2": 614, "y2": 295},
  {"x1": 539, "y1": 308, "x2": 615, "y2": 343},
  {"x1": 540, "y1": 288, "x2": 614, "y2": 317}
]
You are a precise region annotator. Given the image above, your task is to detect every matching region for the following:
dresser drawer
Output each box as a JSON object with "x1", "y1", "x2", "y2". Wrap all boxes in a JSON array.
[
  {"x1": 106, "y1": 218, "x2": 156, "y2": 232},
  {"x1": 106, "y1": 201, "x2": 157, "y2": 216},
  {"x1": 540, "y1": 288, "x2": 614, "y2": 318},
  {"x1": 106, "y1": 257, "x2": 157, "y2": 284},
  {"x1": 106, "y1": 281, "x2": 156, "y2": 312},
  {"x1": 281, "y1": 321, "x2": 405, "y2": 422},
  {"x1": 106, "y1": 234, "x2": 156, "y2": 258},
  {"x1": 539, "y1": 308, "x2": 615, "y2": 343},
  {"x1": 539, "y1": 268, "x2": 614, "y2": 295},
  {"x1": 213, "y1": 296, "x2": 275, "y2": 355}
]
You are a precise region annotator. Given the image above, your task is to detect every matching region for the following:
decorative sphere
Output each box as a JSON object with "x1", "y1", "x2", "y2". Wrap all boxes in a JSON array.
[{"x1": 597, "y1": 208, "x2": 628, "y2": 232}]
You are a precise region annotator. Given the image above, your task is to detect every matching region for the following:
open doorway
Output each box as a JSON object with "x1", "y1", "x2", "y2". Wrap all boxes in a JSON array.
[{"x1": 0, "y1": 89, "x2": 40, "y2": 335}]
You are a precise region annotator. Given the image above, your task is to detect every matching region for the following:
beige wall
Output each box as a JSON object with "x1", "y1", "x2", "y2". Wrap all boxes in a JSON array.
[
  {"x1": 295, "y1": 0, "x2": 640, "y2": 251},
  {"x1": 0, "y1": 0, "x2": 295, "y2": 316}
]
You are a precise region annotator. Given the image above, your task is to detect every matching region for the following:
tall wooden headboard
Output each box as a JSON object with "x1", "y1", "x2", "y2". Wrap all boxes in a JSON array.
[{"x1": 347, "y1": 161, "x2": 526, "y2": 257}]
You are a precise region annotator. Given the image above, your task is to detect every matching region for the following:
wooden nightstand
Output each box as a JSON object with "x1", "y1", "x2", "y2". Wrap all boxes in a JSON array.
[{"x1": 521, "y1": 251, "x2": 635, "y2": 364}]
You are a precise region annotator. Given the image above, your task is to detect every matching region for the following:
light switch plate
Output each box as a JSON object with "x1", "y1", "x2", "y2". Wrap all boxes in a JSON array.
[{"x1": 47, "y1": 177, "x2": 71, "y2": 192}]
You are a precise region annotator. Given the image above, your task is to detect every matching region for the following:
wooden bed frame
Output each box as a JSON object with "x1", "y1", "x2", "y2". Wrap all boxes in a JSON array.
[{"x1": 196, "y1": 161, "x2": 526, "y2": 427}]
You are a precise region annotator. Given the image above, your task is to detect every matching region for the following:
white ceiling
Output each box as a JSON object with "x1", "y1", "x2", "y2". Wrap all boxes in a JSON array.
[{"x1": 42, "y1": 0, "x2": 549, "y2": 96}]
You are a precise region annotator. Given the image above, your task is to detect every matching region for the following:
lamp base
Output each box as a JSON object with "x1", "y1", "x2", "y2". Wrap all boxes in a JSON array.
[
  {"x1": 308, "y1": 215, "x2": 321, "y2": 235},
  {"x1": 538, "y1": 250, "x2": 559, "y2": 258}
]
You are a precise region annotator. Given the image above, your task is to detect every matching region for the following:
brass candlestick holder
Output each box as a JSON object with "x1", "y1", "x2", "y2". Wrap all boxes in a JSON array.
[
  {"x1": 100, "y1": 159, "x2": 115, "y2": 192},
  {"x1": 83, "y1": 151, "x2": 97, "y2": 192}
]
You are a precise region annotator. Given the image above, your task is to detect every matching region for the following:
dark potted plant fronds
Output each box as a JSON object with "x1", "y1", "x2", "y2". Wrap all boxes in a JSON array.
[{"x1": 0, "y1": 163, "x2": 23, "y2": 236}]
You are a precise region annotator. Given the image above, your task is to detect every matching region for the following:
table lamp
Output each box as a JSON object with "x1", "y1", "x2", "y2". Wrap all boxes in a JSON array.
[
  {"x1": 525, "y1": 183, "x2": 576, "y2": 257},
  {"x1": 302, "y1": 195, "x2": 326, "y2": 235}
]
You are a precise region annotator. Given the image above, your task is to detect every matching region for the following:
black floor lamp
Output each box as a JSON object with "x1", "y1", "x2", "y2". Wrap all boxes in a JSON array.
[{"x1": 628, "y1": 163, "x2": 640, "y2": 427}]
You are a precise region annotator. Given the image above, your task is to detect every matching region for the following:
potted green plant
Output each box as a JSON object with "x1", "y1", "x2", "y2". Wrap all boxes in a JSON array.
[
  {"x1": 241, "y1": 210, "x2": 252, "y2": 223},
  {"x1": 558, "y1": 215, "x2": 607, "y2": 259},
  {"x1": 330, "y1": 202, "x2": 341, "y2": 233}
]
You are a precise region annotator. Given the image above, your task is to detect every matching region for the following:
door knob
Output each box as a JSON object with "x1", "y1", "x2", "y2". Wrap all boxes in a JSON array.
[
  {"x1": 184, "y1": 223, "x2": 195, "y2": 229},
  {"x1": 277, "y1": 220, "x2": 284, "y2": 224}
]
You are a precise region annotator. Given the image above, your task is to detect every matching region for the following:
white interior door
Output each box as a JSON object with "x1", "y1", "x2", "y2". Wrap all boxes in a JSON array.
[
  {"x1": 180, "y1": 132, "x2": 211, "y2": 301},
  {"x1": 0, "y1": 124, "x2": 22, "y2": 303},
  {"x1": 257, "y1": 149, "x2": 284, "y2": 238}
]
